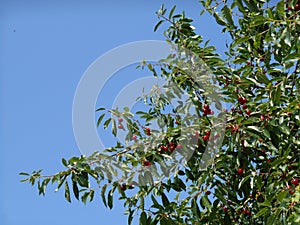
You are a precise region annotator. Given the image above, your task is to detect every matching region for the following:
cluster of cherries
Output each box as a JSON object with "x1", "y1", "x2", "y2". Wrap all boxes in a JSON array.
[
  {"x1": 287, "y1": 178, "x2": 299, "y2": 195},
  {"x1": 160, "y1": 142, "x2": 182, "y2": 153},
  {"x1": 237, "y1": 96, "x2": 251, "y2": 116},
  {"x1": 287, "y1": 0, "x2": 300, "y2": 11},
  {"x1": 202, "y1": 104, "x2": 214, "y2": 116}
]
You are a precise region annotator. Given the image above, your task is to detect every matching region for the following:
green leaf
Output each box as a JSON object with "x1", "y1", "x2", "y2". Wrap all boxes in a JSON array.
[
  {"x1": 108, "y1": 189, "x2": 113, "y2": 209},
  {"x1": 61, "y1": 158, "x2": 68, "y2": 167},
  {"x1": 213, "y1": 12, "x2": 226, "y2": 26},
  {"x1": 101, "y1": 184, "x2": 107, "y2": 207},
  {"x1": 245, "y1": 126, "x2": 262, "y2": 137},
  {"x1": 267, "y1": 210, "x2": 280, "y2": 225},
  {"x1": 154, "y1": 20, "x2": 164, "y2": 32},
  {"x1": 96, "y1": 107, "x2": 106, "y2": 112},
  {"x1": 250, "y1": 15, "x2": 265, "y2": 27},
  {"x1": 168, "y1": 5, "x2": 176, "y2": 19},
  {"x1": 103, "y1": 118, "x2": 112, "y2": 129},
  {"x1": 238, "y1": 175, "x2": 251, "y2": 189},
  {"x1": 112, "y1": 119, "x2": 117, "y2": 136},
  {"x1": 140, "y1": 212, "x2": 147, "y2": 225},
  {"x1": 280, "y1": 27, "x2": 291, "y2": 47},
  {"x1": 201, "y1": 195, "x2": 212, "y2": 211},
  {"x1": 221, "y1": 5, "x2": 234, "y2": 27},
  {"x1": 19, "y1": 172, "x2": 30, "y2": 176},
  {"x1": 81, "y1": 191, "x2": 89, "y2": 204},
  {"x1": 255, "y1": 207, "x2": 269, "y2": 218},
  {"x1": 161, "y1": 193, "x2": 170, "y2": 207},
  {"x1": 97, "y1": 114, "x2": 105, "y2": 127},
  {"x1": 72, "y1": 181, "x2": 79, "y2": 200},
  {"x1": 64, "y1": 181, "x2": 71, "y2": 203}
]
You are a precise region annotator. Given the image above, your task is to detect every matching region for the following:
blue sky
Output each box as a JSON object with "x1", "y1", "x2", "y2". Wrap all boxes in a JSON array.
[{"x1": 0, "y1": 1, "x2": 227, "y2": 224}]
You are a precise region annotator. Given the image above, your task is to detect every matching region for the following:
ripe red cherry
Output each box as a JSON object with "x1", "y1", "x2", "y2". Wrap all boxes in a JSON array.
[
  {"x1": 145, "y1": 128, "x2": 151, "y2": 135},
  {"x1": 131, "y1": 135, "x2": 137, "y2": 141},
  {"x1": 176, "y1": 143, "x2": 182, "y2": 149},
  {"x1": 120, "y1": 183, "x2": 127, "y2": 191},
  {"x1": 246, "y1": 109, "x2": 251, "y2": 116},
  {"x1": 118, "y1": 117, "x2": 123, "y2": 122},
  {"x1": 295, "y1": 4, "x2": 300, "y2": 10},
  {"x1": 170, "y1": 146, "x2": 175, "y2": 152},
  {"x1": 243, "y1": 209, "x2": 251, "y2": 215},
  {"x1": 205, "y1": 190, "x2": 211, "y2": 195},
  {"x1": 204, "y1": 105, "x2": 210, "y2": 110},
  {"x1": 143, "y1": 160, "x2": 151, "y2": 167},
  {"x1": 202, "y1": 135, "x2": 209, "y2": 141},
  {"x1": 118, "y1": 124, "x2": 123, "y2": 129},
  {"x1": 175, "y1": 120, "x2": 179, "y2": 125},
  {"x1": 291, "y1": 178, "x2": 299, "y2": 186},
  {"x1": 242, "y1": 104, "x2": 247, "y2": 109},
  {"x1": 223, "y1": 207, "x2": 228, "y2": 212},
  {"x1": 288, "y1": 6, "x2": 292, "y2": 10},
  {"x1": 237, "y1": 168, "x2": 243, "y2": 175},
  {"x1": 169, "y1": 142, "x2": 175, "y2": 147}
]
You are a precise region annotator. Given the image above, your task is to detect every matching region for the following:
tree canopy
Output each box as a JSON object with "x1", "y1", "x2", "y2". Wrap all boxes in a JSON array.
[{"x1": 21, "y1": 0, "x2": 300, "y2": 224}]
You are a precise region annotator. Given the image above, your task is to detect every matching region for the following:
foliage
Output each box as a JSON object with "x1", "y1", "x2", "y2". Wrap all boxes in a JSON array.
[{"x1": 21, "y1": 0, "x2": 300, "y2": 224}]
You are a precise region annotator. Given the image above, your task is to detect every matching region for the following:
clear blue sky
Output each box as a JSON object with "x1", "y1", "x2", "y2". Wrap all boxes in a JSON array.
[{"x1": 0, "y1": 1, "x2": 227, "y2": 224}]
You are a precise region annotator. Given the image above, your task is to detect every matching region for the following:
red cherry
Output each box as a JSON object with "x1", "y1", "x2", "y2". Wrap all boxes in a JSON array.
[
  {"x1": 223, "y1": 207, "x2": 228, "y2": 212},
  {"x1": 246, "y1": 109, "x2": 251, "y2": 116},
  {"x1": 237, "y1": 168, "x2": 243, "y2": 175},
  {"x1": 246, "y1": 61, "x2": 251, "y2": 66},
  {"x1": 143, "y1": 160, "x2": 151, "y2": 167},
  {"x1": 242, "y1": 104, "x2": 247, "y2": 109},
  {"x1": 118, "y1": 124, "x2": 123, "y2": 129},
  {"x1": 291, "y1": 178, "x2": 299, "y2": 186},
  {"x1": 238, "y1": 110, "x2": 243, "y2": 114},
  {"x1": 295, "y1": 4, "x2": 300, "y2": 10},
  {"x1": 288, "y1": 6, "x2": 292, "y2": 10},
  {"x1": 243, "y1": 209, "x2": 251, "y2": 215},
  {"x1": 206, "y1": 131, "x2": 211, "y2": 136},
  {"x1": 120, "y1": 183, "x2": 127, "y2": 191},
  {"x1": 169, "y1": 142, "x2": 175, "y2": 147},
  {"x1": 260, "y1": 115, "x2": 265, "y2": 121},
  {"x1": 205, "y1": 190, "x2": 211, "y2": 195},
  {"x1": 203, "y1": 104, "x2": 210, "y2": 110},
  {"x1": 202, "y1": 135, "x2": 209, "y2": 141},
  {"x1": 176, "y1": 143, "x2": 182, "y2": 149},
  {"x1": 175, "y1": 120, "x2": 179, "y2": 125},
  {"x1": 170, "y1": 146, "x2": 175, "y2": 152},
  {"x1": 249, "y1": 194, "x2": 253, "y2": 198},
  {"x1": 131, "y1": 135, "x2": 137, "y2": 141},
  {"x1": 118, "y1": 117, "x2": 123, "y2": 122}
]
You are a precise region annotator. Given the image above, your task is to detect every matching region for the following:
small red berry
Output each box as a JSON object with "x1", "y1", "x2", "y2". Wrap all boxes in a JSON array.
[
  {"x1": 202, "y1": 135, "x2": 209, "y2": 141},
  {"x1": 170, "y1": 146, "x2": 175, "y2": 152},
  {"x1": 118, "y1": 124, "x2": 123, "y2": 129},
  {"x1": 295, "y1": 4, "x2": 300, "y2": 10},
  {"x1": 246, "y1": 109, "x2": 251, "y2": 116},
  {"x1": 120, "y1": 183, "x2": 127, "y2": 191},
  {"x1": 223, "y1": 207, "x2": 228, "y2": 212},
  {"x1": 242, "y1": 104, "x2": 247, "y2": 109},
  {"x1": 291, "y1": 178, "x2": 299, "y2": 186},
  {"x1": 237, "y1": 168, "x2": 243, "y2": 175},
  {"x1": 131, "y1": 135, "x2": 137, "y2": 141},
  {"x1": 143, "y1": 160, "x2": 151, "y2": 167},
  {"x1": 204, "y1": 104, "x2": 210, "y2": 110},
  {"x1": 176, "y1": 143, "x2": 182, "y2": 149},
  {"x1": 205, "y1": 190, "x2": 211, "y2": 195},
  {"x1": 118, "y1": 117, "x2": 123, "y2": 122},
  {"x1": 288, "y1": 6, "x2": 292, "y2": 10}
]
